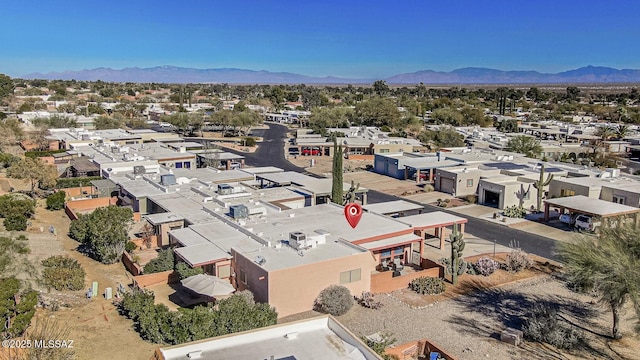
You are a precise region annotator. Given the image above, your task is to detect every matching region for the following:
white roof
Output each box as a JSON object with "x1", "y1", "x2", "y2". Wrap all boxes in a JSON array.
[
  {"x1": 174, "y1": 243, "x2": 231, "y2": 267},
  {"x1": 359, "y1": 233, "x2": 422, "y2": 251},
  {"x1": 363, "y1": 200, "x2": 424, "y2": 215},
  {"x1": 157, "y1": 316, "x2": 382, "y2": 360},
  {"x1": 544, "y1": 195, "x2": 640, "y2": 217},
  {"x1": 397, "y1": 211, "x2": 468, "y2": 229}
]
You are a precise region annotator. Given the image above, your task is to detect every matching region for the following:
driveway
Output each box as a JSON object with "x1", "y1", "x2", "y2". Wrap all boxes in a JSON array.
[{"x1": 233, "y1": 122, "x2": 562, "y2": 262}]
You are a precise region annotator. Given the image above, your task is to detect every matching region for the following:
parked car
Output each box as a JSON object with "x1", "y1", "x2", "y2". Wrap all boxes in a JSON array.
[
  {"x1": 411, "y1": 172, "x2": 428, "y2": 181},
  {"x1": 574, "y1": 214, "x2": 600, "y2": 231},
  {"x1": 559, "y1": 214, "x2": 575, "y2": 226},
  {"x1": 302, "y1": 147, "x2": 321, "y2": 156},
  {"x1": 288, "y1": 148, "x2": 300, "y2": 156}
]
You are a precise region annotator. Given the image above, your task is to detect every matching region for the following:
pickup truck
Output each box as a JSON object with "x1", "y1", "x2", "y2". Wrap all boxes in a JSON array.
[{"x1": 574, "y1": 215, "x2": 600, "y2": 231}]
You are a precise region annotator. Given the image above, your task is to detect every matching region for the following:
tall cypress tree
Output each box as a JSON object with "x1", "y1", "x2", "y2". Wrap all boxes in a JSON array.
[{"x1": 331, "y1": 138, "x2": 343, "y2": 204}]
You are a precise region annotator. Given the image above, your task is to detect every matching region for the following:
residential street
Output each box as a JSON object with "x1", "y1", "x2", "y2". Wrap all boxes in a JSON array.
[{"x1": 236, "y1": 122, "x2": 561, "y2": 261}]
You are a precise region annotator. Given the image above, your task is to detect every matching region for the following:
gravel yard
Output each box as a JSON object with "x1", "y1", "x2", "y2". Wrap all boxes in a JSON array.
[
  {"x1": 335, "y1": 275, "x2": 640, "y2": 360},
  {"x1": 280, "y1": 274, "x2": 640, "y2": 360}
]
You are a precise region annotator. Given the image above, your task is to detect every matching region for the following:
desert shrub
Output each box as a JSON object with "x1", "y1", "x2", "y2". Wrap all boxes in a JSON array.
[
  {"x1": 314, "y1": 285, "x2": 354, "y2": 316},
  {"x1": 55, "y1": 176, "x2": 102, "y2": 189},
  {"x1": 465, "y1": 194, "x2": 477, "y2": 204},
  {"x1": 243, "y1": 137, "x2": 257, "y2": 146},
  {"x1": 424, "y1": 184, "x2": 434, "y2": 192},
  {"x1": 474, "y1": 257, "x2": 500, "y2": 276},
  {"x1": 175, "y1": 262, "x2": 204, "y2": 280},
  {"x1": 503, "y1": 205, "x2": 526, "y2": 218},
  {"x1": 505, "y1": 248, "x2": 533, "y2": 273},
  {"x1": 363, "y1": 331, "x2": 398, "y2": 360},
  {"x1": 355, "y1": 291, "x2": 383, "y2": 309},
  {"x1": 522, "y1": 303, "x2": 583, "y2": 349},
  {"x1": 125, "y1": 241, "x2": 138, "y2": 253},
  {"x1": 41, "y1": 255, "x2": 86, "y2": 291},
  {"x1": 0, "y1": 278, "x2": 38, "y2": 339},
  {"x1": 0, "y1": 194, "x2": 36, "y2": 218},
  {"x1": 143, "y1": 248, "x2": 175, "y2": 274},
  {"x1": 118, "y1": 290, "x2": 277, "y2": 345},
  {"x1": 4, "y1": 213, "x2": 27, "y2": 231},
  {"x1": 409, "y1": 276, "x2": 446, "y2": 295},
  {"x1": 46, "y1": 190, "x2": 66, "y2": 210}
]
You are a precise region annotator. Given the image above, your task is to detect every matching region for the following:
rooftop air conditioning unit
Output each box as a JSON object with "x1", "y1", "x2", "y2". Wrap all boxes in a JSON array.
[
  {"x1": 254, "y1": 255, "x2": 266, "y2": 266},
  {"x1": 289, "y1": 231, "x2": 307, "y2": 249},
  {"x1": 218, "y1": 183, "x2": 233, "y2": 195},
  {"x1": 160, "y1": 174, "x2": 176, "y2": 186},
  {"x1": 230, "y1": 204, "x2": 249, "y2": 219}
]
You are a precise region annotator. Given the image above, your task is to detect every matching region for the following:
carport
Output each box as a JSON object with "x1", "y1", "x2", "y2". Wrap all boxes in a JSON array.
[
  {"x1": 543, "y1": 195, "x2": 640, "y2": 227},
  {"x1": 403, "y1": 159, "x2": 460, "y2": 183},
  {"x1": 396, "y1": 211, "x2": 468, "y2": 251}
]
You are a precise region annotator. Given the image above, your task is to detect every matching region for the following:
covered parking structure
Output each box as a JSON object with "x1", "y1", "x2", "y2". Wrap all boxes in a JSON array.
[
  {"x1": 396, "y1": 211, "x2": 468, "y2": 253},
  {"x1": 363, "y1": 200, "x2": 424, "y2": 217},
  {"x1": 403, "y1": 159, "x2": 460, "y2": 183},
  {"x1": 543, "y1": 195, "x2": 640, "y2": 227}
]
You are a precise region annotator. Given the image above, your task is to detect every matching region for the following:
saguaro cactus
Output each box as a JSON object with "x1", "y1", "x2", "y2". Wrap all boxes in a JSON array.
[
  {"x1": 450, "y1": 222, "x2": 466, "y2": 285},
  {"x1": 532, "y1": 164, "x2": 553, "y2": 212}
]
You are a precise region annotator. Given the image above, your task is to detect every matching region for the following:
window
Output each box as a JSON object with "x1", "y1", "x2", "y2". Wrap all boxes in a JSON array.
[
  {"x1": 466, "y1": 179, "x2": 474, "y2": 187},
  {"x1": 175, "y1": 162, "x2": 183, "y2": 168},
  {"x1": 239, "y1": 269, "x2": 247, "y2": 284},
  {"x1": 339, "y1": 268, "x2": 361, "y2": 284},
  {"x1": 379, "y1": 149, "x2": 389, "y2": 153},
  {"x1": 523, "y1": 190, "x2": 530, "y2": 200},
  {"x1": 560, "y1": 189, "x2": 575, "y2": 197},
  {"x1": 613, "y1": 195, "x2": 625, "y2": 204}
]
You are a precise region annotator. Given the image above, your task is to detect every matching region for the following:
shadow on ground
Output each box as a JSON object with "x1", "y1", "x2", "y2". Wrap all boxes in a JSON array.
[{"x1": 446, "y1": 276, "x2": 618, "y2": 359}]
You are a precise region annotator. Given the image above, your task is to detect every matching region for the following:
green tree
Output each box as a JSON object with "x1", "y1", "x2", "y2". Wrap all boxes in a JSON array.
[
  {"x1": 4, "y1": 214, "x2": 27, "y2": 231},
  {"x1": 94, "y1": 115, "x2": 124, "y2": 130},
  {"x1": 0, "y1": 194, "x2": 36, "y2": 218},
  {"x1": 46, "y1": 190, "x2": 66, "y2": 210},
  {"x1": 505, "y1": 135, "x2": 543, "y2": 158},
  {"x1": 331, "y1": 138, "x2": 343, "y2": 204},
  {"x1": 0, "y1": 73, "x2": 14, "y2": 98},
  {"x1": 7, "y1": 157, "x2": 58, "y2": 194},
  {"x1": 143, "y1": 248, "x2": 175, "y2": 274},
  {"x1": 372, "y1": 80, "x2": 390, "y2": 96},
  {"x1": 558, "y1": 224, "x2": 640, "y2": 339},
  {"x1": 69, "y1": 206, "x2": 133, "y2": 264},
  {"x1": 417, "y1": 126, "x2": 465, "y2": 149},
  {"x1": 0, "y1": 278, "x2": 38, "y2": 339},
  {"x1": 41, "y1": 255, "x2": 86, "y2": 291},
  {"x1": 352, "y1": 97, "x2": 401, "y2": 128}
]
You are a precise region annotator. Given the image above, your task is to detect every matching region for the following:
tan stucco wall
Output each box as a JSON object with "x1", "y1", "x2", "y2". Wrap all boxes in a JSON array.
[
  {"x1": 600, "y1": 186, "x2": 640, "y2": 207},
  {"x1": 267, "y1": 252, "x2": 376, "y2": 318},
  {"x1": 548, "y1": 179, "x2": 596, "y2": 199}
]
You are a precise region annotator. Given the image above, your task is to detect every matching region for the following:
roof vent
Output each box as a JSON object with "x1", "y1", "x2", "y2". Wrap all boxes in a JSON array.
[{"x1": 254, "y1": 255, "x2": 266, "y2": 265}]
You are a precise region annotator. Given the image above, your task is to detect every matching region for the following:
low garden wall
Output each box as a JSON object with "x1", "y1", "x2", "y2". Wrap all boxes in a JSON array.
[
  {"x1": 386, "y1": 338, "x2": 458, "y2": 360},
  {"x1": 64, "y1": 196, "x2": 117, "y2": 220},
  {"x1": 371, "y1": 267, "x2": 439, "y2": 294},
  {"x1": 133, "y1": 270, "x2": 178, "y2": 289},
  {"x1": 122, "y1": 251, "x2": 143, "y2": 276}
]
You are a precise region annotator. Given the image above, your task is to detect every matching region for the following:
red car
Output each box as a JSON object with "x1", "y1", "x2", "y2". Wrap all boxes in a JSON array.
[{"x1": 302, "y1": 148, "x2": 321, "y2": 156}]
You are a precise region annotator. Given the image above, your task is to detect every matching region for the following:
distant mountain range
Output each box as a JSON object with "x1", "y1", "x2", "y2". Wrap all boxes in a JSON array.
[{"x1": 22, "y1": 65, "x2": 640, "y2": 84}]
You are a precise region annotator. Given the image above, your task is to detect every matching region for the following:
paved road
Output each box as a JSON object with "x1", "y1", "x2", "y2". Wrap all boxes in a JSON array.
[{"x1": 230, "y1": 123, "x2": 561, "y2": 262}]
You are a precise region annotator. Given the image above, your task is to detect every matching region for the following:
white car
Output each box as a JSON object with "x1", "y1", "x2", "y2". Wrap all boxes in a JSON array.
[{"x1": 574, "y1": 215, "x2": 600, "y2": 231}]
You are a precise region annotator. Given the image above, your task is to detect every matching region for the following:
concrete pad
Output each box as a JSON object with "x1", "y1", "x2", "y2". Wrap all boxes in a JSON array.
[
  {"x1": 423, "y1": 233, "x2": 513, "y2": 260},
  {"x1": 403, "y1": 191, "x2": 455, "y2": 204}
]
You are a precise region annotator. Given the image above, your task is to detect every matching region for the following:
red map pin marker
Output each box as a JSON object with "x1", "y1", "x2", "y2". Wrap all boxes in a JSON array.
[{"x1": 344, "y1": 203, "x2": 363, "y2": 228}]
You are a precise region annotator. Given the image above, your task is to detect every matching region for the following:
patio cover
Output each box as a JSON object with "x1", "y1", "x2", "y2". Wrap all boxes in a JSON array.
[
  {"x1": 180, "y1": 274, "x2": 235, "y2": 298},
  {"x1": 544, "y1": 195, "x2": 640, "y2": 218}
]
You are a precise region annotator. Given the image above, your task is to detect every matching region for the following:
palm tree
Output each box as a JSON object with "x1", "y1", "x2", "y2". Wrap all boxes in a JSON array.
[
  {"x1": 596, "y1": 125, "x2": 615, "y2": 143},
  {"x1": 505, "y1": 135, "x2": 543, "y2": 158},
  {"x1": 558, "y1": 224, "x2": 640, "y2": 339},
  {"x1": 616, "y1": 124, "x2": 631, "y2": 140}
]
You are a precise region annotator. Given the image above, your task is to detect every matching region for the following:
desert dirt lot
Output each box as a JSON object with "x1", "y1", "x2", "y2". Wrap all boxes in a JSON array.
[{"x1": 16, "y1": 201, "x2": 158, "y2": 360}]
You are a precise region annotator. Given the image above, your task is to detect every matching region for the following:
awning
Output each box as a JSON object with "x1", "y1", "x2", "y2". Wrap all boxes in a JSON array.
[{"x1": 180, "y1": 274, "x2": 235, "y2": 298}]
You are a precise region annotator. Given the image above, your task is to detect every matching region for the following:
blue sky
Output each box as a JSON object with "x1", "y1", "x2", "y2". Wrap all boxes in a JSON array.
[{"x1": 1, "y1": 0, "x2": 639, "y2": 79}]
